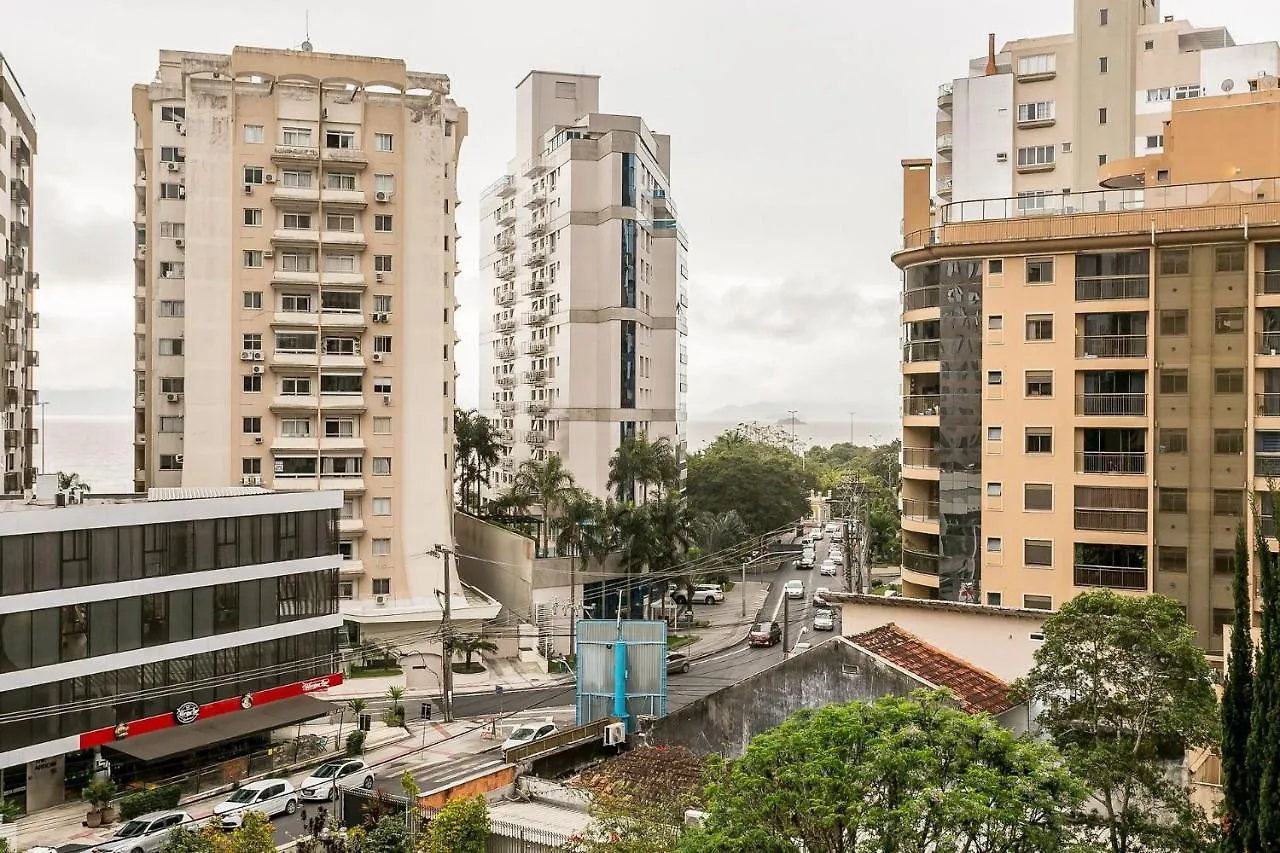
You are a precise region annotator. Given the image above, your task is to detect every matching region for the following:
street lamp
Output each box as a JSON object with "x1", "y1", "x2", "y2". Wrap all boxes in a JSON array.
[
  {"x1": 787, "y1": 410, "x2": 798, "y2": 453},
  {"x1": 39, "y1": 401, "x2": 48, "y2": 473}
]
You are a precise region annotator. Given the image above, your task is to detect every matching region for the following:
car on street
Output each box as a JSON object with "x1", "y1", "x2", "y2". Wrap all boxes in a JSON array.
[
  {"x1": 784, "y1": 579, "x2": 805, "y2": 599},
  {"x1": 797, "y1": 535, "x2": 812, "y2": 548},
  {"x1": 831, "y1": 531, "x2": 843, "y2": 544},
  {"x1": 693, "y1": 584, "x2": 725, "y2": 604},
  {"x1": 502, "y1": 720, "x2": 558, "y2": 753},
  {"x1": 214, "y1": 780, "x2": 298, "y2": 829},
  {"x1": 666, "y1": 651, "x2": 691, "y2": 674},
  {"x1": 798, "y1": 549, "x2": 815, "y2": 569},
  {"x1": 749, "y1": 621, "x2": 783, "y2": 647},
  {"x1": 813, "y1": 610, "x2": 836, "y2": 631},
  {"x1": 810, "y1": 530, "x2": 824, "y2": 542},
  {"x1": 298, "y1": 759, "x2": 375, "y2": 802},
  {"x1": 825, "y1": 522, "x2": 840, "y2": 534},
  {"x1": 90, "y1": 811, "x2": 192, "y2": 853},
  {"x1": 820, "y1": 561, "x2": 838, "y2": 576},
  {"x1": 813, "y1": 587, "x2": 832, "y2": 606},
  {"x1": 829, "y1": 546, "x2": 843, "y2": 560},
  {"x1": 788, "y1": 641, "x2": 813, "y2": 658}
]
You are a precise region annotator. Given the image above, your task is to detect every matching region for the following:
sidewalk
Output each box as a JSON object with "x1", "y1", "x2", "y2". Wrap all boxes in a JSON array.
[
  {"x1": 682, "y1": 580, "x2": 769, "y2": 659},
  {"x1": 12, "y1": 720, "x2": 465, "y2": 851}
]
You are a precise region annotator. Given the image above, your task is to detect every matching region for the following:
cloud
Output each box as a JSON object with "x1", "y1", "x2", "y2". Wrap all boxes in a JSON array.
[{"x1": 33, "y1": 181, "x2": 133, "y2": 285}]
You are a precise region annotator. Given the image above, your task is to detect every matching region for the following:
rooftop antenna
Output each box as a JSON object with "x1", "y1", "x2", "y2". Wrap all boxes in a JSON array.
[{"x1": 301, "y1": 10, "x2": 313, "y2": 52}]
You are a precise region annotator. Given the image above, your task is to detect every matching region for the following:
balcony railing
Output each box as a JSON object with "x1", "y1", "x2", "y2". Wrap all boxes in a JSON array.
[
  {"x1": 522, "y1": 341, "x2": 548, "y2": 356},
  {"x1": 521, "y1": 156, "x2": 546, "y2": 177},
  {"x1": 1076, "y1": 334, "x2": 1147, "y2": 358},
  {"x1": 496, "y1": 346, "x2": 517, "y2": 361},
  {"x1": 520, "y1": 190, "x2": 547, "y2": 209},
  {"x1": 1256, "y1": 270, "x2": 1280, "y2": 295},
  {"x1": 902, "y1": 446, "x2": 938, "y2": 469},
  {"x1": 497, "y1": 401, "x2": 517, "y2": 416},
  {"x1": 1076, "y1": 451, "x2": 1146, "y2": 475},
  {"x1": 1256, "y1": 455, "x2": 1280, "y2": 477},
  {"x1": 1259, "y1": 394, "x2": 1280, "y2": 416},
  {"x1": 903, "y1": 394, "x2": 941, "y2": 416},
  {"x1": 496, "y1": 318, "x2": 517, "y2": 333},
  {"x1": 902, "y1": 548, "x2": 941, "y2": 576},
  {"x1": 1075, "y1": 393, "x2": 1147, "y2": 416},
  {"x1": 1073, "y1": 564, "x2": 1148, "y2": 591},
  {"x1": 936, "y1": 175, "x2": 954, "y2": 195},
  {"x1": 902, "y1": 498, "x2": 940, "y2": 523},
  {"x1": 523, "y1": 280, "x2": 547, "y2": 297},
  {"x1": 526, "y1": 430, "x2": 547, "y2": 446},
  {"x1": 1074, "y1": 276, "x2": 1149, "y2": 301},
  {"x1": 903, "y1": 340, "x2": 941, "y2": 363},
  {"x1": 936, "y1": 133, "x2": 954, "y2": 153},
  {"x1": 524, "y1": 401, "x2": 548, "y2": 417},
  {"x1": 522, "y1": 311, "x2": 549, "y2": 327},
  {"x1": 521, "y1": 370, "x2": 547, "y2": 386},
  {"x1": 495, "y1": 235, "x2": 516, "y2": 254},
  {"x1": 482, "y1": 174, "x2": 514, "y2": 199},
  {"x1": 1074, "y1": 509, "x2": 1148, "y2": 533},
  {"x1": 937, "y1": 83, "x2": 954, "y2": 107},
  {"x1": 1263, "y1": 516, "x2": 1277, "y2": 538},
  {"x1": 496, "y1": 262, "x2": 516, "y2": 281},
  {"x1": 903, "y1": 286, "x2": 941, "y2": 312},
  {"x1": 496, "y1": 290, "x2": 516, "y2": 307},
  {"x1": 1260, "y1": 332, "x2": 1280, "y2": 355}
]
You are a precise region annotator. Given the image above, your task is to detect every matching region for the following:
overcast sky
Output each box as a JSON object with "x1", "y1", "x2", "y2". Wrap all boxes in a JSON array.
[{"x1": 6, "y1": 0, "x2": 1274, "y2": 420}]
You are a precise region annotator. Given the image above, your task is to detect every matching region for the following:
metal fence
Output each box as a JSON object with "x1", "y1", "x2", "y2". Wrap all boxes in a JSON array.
[
  {"x1": 144, "y1": 731, "x2": 339, "y2": 798},
  {"x1": 486, "y1": 820, "x2": 572, "y2": 853}
]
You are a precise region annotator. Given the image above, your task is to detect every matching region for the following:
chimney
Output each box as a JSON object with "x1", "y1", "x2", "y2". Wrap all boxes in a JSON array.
[{"x1": 986, "y1": 33, "x2": 997, "y2": 76}]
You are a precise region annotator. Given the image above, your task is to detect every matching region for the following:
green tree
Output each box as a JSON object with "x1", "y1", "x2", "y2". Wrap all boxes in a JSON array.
[
  {"x1": 568, "y1": 790, "x2": 688, "y2": 853},
  {"x1": 1016, "y1": 590, "x2": 1219, "y2": 853},
  {"x1": 678, "y1": 690, "x2": 1084, "y2": 853},
  {"x1": 692, "y1": 510, "x2": 749, "y2": 559},
  {"x1": 423, "y1": 795, "x2": 489, "y2": 853},
  {"x1": 510, "y1": 455, "x2": 577, "y2": 555},
  {"x1": 608, "y1": 433, "x2": 680, "y2": 504},
  {"x1": 161, "y1": 823, "x2": 231, "y2": 853},
  {"x1": 685, "y1": 435, "x2": 810, "y2": 536},
  {"x1": 384, "y1": 685, "x2": 406, "y2": 727},
  {"x1": 57, "y1": 471, "x2": 92, "y2": 493},
  {"x1": 364, "y1": 814, "x2": 411, "y2": 853},
  {"x1": 1221, "y1": 524, "x2": 1255, "y2": 853},
  {"x1": 554, "y1": 492, "x2": 615, "y2": 654},
  {"x1": 229, "y1": 810, "x2": 276, "y2": 853},
  {"x1": 453, "y1": 409, "x2": 502, "y2": 513},
  {"x1": 614, "y1": 493, "x2": 695, "y2": 616},
  {"x1": 1249, "y1": 511, "x2": 1280, "y2": 851},
  {"x1": 447, "y1": 633, "x2": 498, "y2": 672}
]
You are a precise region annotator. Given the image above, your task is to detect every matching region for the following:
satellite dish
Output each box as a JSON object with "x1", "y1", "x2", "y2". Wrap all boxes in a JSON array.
[{"x1": 1222, "y1": 79, "x2": 1235, "y2": 93}]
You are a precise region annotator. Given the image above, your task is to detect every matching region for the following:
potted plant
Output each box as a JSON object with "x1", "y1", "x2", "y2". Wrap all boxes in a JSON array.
[{"x1": 82, "y1": 779, "x2": 117, "y2": 827}]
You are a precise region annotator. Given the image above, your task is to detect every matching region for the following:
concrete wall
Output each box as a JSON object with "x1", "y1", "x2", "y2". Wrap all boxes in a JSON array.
[
  {"x1": 454, "y1": 511, "x2": 535, "y2": 616},
  {"x1": 25, "y1": 754, "x2": 64, "y2": 812}
]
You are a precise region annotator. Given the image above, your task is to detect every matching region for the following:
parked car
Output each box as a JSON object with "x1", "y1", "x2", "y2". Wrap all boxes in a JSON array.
[
  {"x1": 784, "y1": 579, "x2": 805, "y2": 599},
  {"x1": 298, "y1": 759, "x2": 374, "y2": 802},
  {"x1": 90, "y1": 811, "x2": 192, "y2": 853},
  {"x1": 693, "y1": 584, "x2": 725, "y2": 604},
  {"x1": 813, "y1": 587, "x2": 832, "y2": 606},
  {"x1": 824, "y1": 522, "x2": 840, "y2": 534},
  {"x1": 667, "y1": 651, "x2": 691, "y2": 674},
  {"x1": 798, "y1": 549, "x2": 815, "y2": 569},
  {"x1": 820, "y1": 561, "x2": 838, "y2": 576},
  {"x1": 813, "y1": 610, "x2": 836, "y2": 631},
  {"x1": 788, "y1": 641, "x2": 813, "y2": 658},
  {"x1": 214, "y1": 780, "x2": 298, "y2": 829},
  {"x1": 831, "y1": 531, "x2": 843, "y2": 544},
  {"x1": 749, "y1": 621, "x2": 782, "y2": 647},
  {"x1": 502, "y1": 721, "x2": 558, "y2": 753}
]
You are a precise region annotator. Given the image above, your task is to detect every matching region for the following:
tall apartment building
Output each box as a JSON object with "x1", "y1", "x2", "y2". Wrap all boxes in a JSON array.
[
  {"x1": 132, "y1": 47, "x2": 497, "y2": 648},
  {"x1": 897, "y1": 32, "x2": 1280, "y2": 652},
  {"x1": 478, "y1": 72, "x2": 689, "y2": 500},
  {"x1": 1, "y1": 54, "x2": 39, "y2": 495}
]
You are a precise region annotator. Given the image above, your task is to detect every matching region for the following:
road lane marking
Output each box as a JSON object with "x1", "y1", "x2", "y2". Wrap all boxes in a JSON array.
[{"x1": 699, "y1": 644, "x2": 751, "y2": 666}]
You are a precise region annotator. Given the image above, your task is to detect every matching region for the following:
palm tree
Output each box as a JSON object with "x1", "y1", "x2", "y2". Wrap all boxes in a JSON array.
[
  {"x1": 56, "y1": 471, "x2": 91, "y2": 493},
  {"x1": 648, "y1": 435, "x2": 681, "y2": 496},
  {"x1": 608, "y1": 435, "x2": 647, "y2": 504},
  {"x1": 694, "y1": 509, "x2": 750, "y2": 559},
  {"x1": 384, "y1": 686, "x2": 406, "y2": 728},
  {"x1": 453, "y1": 409, "x2": 503, "y2": 512},
  {"x1": 340, "y1": 697, "x2": 368, "y2": 746},
  {"x1": 449, "y1": 634, "x2": 499, "y2": 672},
  {"x1": 511, "y1": 455, "x2": 577, "y2": 555},
  {"x1": 554, "y1": 491, "x2": 614, "y2": 656}
]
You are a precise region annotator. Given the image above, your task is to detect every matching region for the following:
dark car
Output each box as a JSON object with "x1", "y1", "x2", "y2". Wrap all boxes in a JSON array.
[
  {"x1": 748, "y1": 621, "x2": 782, "y2": 647},
  {"x1": 666, "y1": 651, "x2": 691, "y2": 674}
]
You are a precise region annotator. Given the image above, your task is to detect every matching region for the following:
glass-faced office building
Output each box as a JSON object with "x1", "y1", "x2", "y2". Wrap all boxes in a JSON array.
[{"x1": 0, "y1": 487, "x2": 343, "y2": 812}]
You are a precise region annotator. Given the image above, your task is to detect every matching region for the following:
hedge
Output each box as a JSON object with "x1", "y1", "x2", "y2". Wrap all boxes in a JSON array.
[{"x1": 118, "y1": 785, "x2": 182, "y2": 820}]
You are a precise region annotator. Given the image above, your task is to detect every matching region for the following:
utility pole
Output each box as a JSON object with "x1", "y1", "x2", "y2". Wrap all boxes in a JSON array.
[
  {"x1": 782, "y1": 594, "x2": 790, "y2": 651},
  {"x1": 431, "y1": 545, "x2": 455, "y2": 722},
  {"x1": 741, "y1": 557, "x2": 749, "y2": 617},
  {"x1": 787, "y1": 410, "x2": 798, "y2": 454}
]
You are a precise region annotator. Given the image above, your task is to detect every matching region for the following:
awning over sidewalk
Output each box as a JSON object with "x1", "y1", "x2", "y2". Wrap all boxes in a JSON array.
[{"x1": 103, "y1": 695, "x2": 334, "y2": 762}]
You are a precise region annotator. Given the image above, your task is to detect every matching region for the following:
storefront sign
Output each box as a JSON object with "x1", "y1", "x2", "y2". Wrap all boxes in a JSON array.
[
  {"x1": 240, "y1": 693, "x2": 254, "y2": 710},
  {"x1": 174, "y1": 702, "x2": 200, "y2": 725},
  {"x1": 301, "y1": 677, "x2": 331, "y2": 693}
]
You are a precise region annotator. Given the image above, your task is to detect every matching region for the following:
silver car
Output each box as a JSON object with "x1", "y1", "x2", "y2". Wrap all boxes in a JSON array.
[{"x1": 90, "y1": 811, "x2": 192, "y2": 853}]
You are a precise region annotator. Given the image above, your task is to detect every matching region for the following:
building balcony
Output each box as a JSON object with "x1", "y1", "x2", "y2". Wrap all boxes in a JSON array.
[
  {"x1": 498, "y1": 401, "x2": 517, "y2": 416},
  {"x1": 320, "y1": 312, "x2": 368, "y2": 330},
  {"x1": 1074, "y1": 508, "x2": 1148, "y2": 533},
  {"x1": 522, "y1": 340, "x2": 549, "y2": 356},
  {"x1": 903, "y1": 394, "x2": 940, "y2": 417},
  {"x1": 522, "y1": 156, "x2": 547, "y2": 177},
  {"x1": 271, "y1": 270, "x2": 321, "y2": 286},
  {"x1": 271, "y1": 145, "x2": 320, "y2": 164},
  {"x1": 936, "y1": 175, "x2": 953, "y2": 197},
  {"x1": 902, "y1": 446, "x2": 938, "y2": 469},
  {"x1": 1257, "y1": 270, "x2": 1280, "y2": 296},
  {"x1": 903, "y1": 286, "x2": 940, "y2": 313},
  {"x1": 936, "y1": 133, "x2": 953, "y2": 155},
  {"x1": 271, "y1": 185, "x2": 321, "y2": 206},
  {"x1": 496, "y1": 318, "x2": 517, "y2": 333},
  {"x1": 524, "y1": 401, "x2": 548, "y2": 417},
  {"x1": 482, "y1": 174, "x2": 514, "y2": 200},
  {"x1": 650, "y1": 187, "x2": 676, "y2": 217},
  {"x1": 1258, "y1": 394, "x2": 1280, "y2": 417},
  {"x1": 272, "y1": 228, "x2": 321, "y2": 245},
  {"x1": 493, "y1": 429, "x2": 513, "y2": 443},
  {"x1": 322, "y1": 230, "x2": 367, "y2": 248},
  {"x1": 1075, "y1": 451, "x2": 1146, "y2": 475},
  {"x1": 10, "y1": 179, "x2": 30, "y2": 207},
  {"x1": 323, "y1": 147, "x2": 368, "y2": 168},
  {"x1": 325, "y1": 189, "x2": 368, "y2": 208},
  {"x1": 902, "y1": 547, "x2": 940, "y2": 576},
  {"x1": 320, "y1": 394, "x2": 368, "y2": 412},
  {"x1": 1260, "y1": 332, "x2": 1280, "y2": 356},
  {"x1": 526, "y1": 429, "x2": 547, "y2": 446},
  {"x1": 271, "y1": 394, "x2": 320, "y2": 411},
  {"x1": 338, "y1": 517, "x2": 366, "y2": 537},
  {"x1": 522, "y1": 310, "x2": 549, "y2": 327},
  {"x1": 497, "y1": 209, "x2": 517, "y2": 228},
  {"x1": 1075, "y1": 276, "x2": 1149, "y2": 302},
  {"x1": 496, "y1": 375, "x2": 517, "y2": 389},
  {"x1": 1256, "y1": 455, "x2": 1280, "y2": 477},
  {"x1": 937, "y1": 83, "x2": 953, "y2": 108},
  {"x1": 1016, "y1": 113, "x2": 1056, "y2": 129},
  {"x1": 521, "y1": 369, "x2": 547, "y2": 386},
  {"x1": 496, "y1": 289, "x2": 516, "y2": 307},
  {"x1": 901, "y1": 498, "x2": 939, "y2": 527},
  {"x1": 338, "y1": 560, "x2": 365, "y2": 576},
  {"x1": 520, "y1": 189, "x2": 547, "y2": 209},
  {"x1": 495, "y1": 235, "x2": 516, "y2": 254},
  {"x1": 902, "y1": 340, "x2": 940, "y2": 364},
  {"x1": 499, "y1": 456, "x2": 515, "y2": 472},
  {"x1": 524, "y1": 220, "x2": 547, "y2": 239},
  {"x1": 523, "y1": 280, "x2": 547, "y2": 297},
  {"x1": 319, "y1": 475, "x2": 365, "y2": 493},
  {"x1": 496, "y1": 261, "x2": 517, "y2": 281},
  {"x1": 1075, "y1": 393, "x2": 1147, "y2": 417},
  {"x1": 497, "y1": 346, "x2": 517, "y2": 362},
  {"x1": 11, "y1": 138, "x2": 31, "y2": 167},
  {"x1": 521, "y1": 251, "x2": 547, "y2": 268},
  {"x1": 1073, "y1": 564, "x2": 1148, "y2": 591},
  {"x1": 1076, "y1": 334, "x2": 1148, "y2": 359}
]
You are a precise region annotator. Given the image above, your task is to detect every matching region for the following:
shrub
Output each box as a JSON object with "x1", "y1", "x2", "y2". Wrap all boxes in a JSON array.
[
  {"x1": 346, "y1": 729, "x2": 367, "y2": 756},
  {"x1": 118, "y1": 784, "x2": 182, "y2": 819}
]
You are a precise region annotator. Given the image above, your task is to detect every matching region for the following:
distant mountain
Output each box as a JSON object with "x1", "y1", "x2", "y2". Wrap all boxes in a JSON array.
[
  {"x1": 39, "y1": 387, "x2": 133, "y2": 418},
  {"x1": 694, "y1": 401, "x2": 864, "y2": 423}
]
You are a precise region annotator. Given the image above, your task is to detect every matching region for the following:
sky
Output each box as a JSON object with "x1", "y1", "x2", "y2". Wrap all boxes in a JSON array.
[{"x1": 7, "y1": 0, "x2": 1277, "y2": 421}]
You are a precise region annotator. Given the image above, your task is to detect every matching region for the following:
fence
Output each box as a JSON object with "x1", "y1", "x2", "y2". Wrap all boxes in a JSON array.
[
  {"x1": 487, "y1": 820, "x2": 573, "y2": 852},
  {"x1": 144, "y1": 731, "x2": 340, "y2": 799}
]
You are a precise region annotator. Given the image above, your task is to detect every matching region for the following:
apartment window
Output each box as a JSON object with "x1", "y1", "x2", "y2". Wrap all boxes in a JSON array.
[
  {"x1": 374, "y1": 133, "x2": 394, "y2": 152},
  {"x1": 158, "y1": 416, "x2": 183, "y2": 433},
  {"x1": 373, "y1": 457, "x2": 392, "y2": 476},
  {"x1": 371, "y1": 578, "x2": 391, "y2": 596},
  {"x1": 159, "y1": 455, "x2": 184, "y2": 471},
  {"x1": 373, "y1": 417, "x2": 392, "y2": 435},
  {"x1": 242, "y1": 333, "x2": 262, "y2": 352},
  {"x1": 373, "y1": 378, "x2": 393, "y2": 394},
  {"x1": 1024, "y1": 540, "x2": 1053, "y2": 568},
  {"x1": 987, "y1": 426, "x2": 1003, "y2": 442},
  {"x1": 1061, "y1": 142, "x2": 1072, "y2": 154},
  {"x1": 243, "y1": 167, "x2": 264, "y2": 185},
  {"x1": 281, "y1": 293, "x2": 313, "y2": 313},
  {"x1": 338, "y1": 541, "x2": 355, "y2": 561},
  {"x1": 159, "y1": 221, "x2": 185, "y2": 238},
  {"x1": 160, "y1": 146, "x2": 185, "y2": 163},
  {"x1": 1146, "y1": 87, "x2": 1171, "y2": 103},
  {"x1": 1159, "y1": 309, "x2": 1188, "y2": 335},
  {"x1": 242, "y1": 417, "x2": 262, "y2": 434},
  {"x1": 281, "y1": 377, "x2": 312, "y2": 396},
  {"x1": 323, "y1": 337, "x2": 358, "y2": 356},
  {"x1": 1025, "y1": 370, "x2": 1053, "y2": 397},
  {"x1": 158, "y1": 300, "x2": 184, "y2": 318},
  {"x1": 1098, "y1": 154, "x2": 1108, "y2": 166},
  {"x1": 1158, "y1": 488, "x2": 1188, "y2": 513},
  {"x1": 243, "y1": 125, "x2": 265, "y2": 143},
  {"x1": 373, "y1": 498, "x2": 392, "y2": 516},
  {"x1": 986, "y1": 483, "x2": 1003, "y2": 498},
  {"x1": 326, "y1": 172, "x2": 357, "y2": 191},
  {"x1": 160, "y1": 183, "x2": 184, "y2": 200},
  {"x1": 282, "y1": 171, "x2": 313, "y2": 190},
  {"x1": 1215, "y1": 369, "x2": 1245, "y2": 394},
  {"x1": 281, "y1": 418, "x2": 312, "y2": 437},
  {"x1": 1016, "y1": 54, "x2": 1056, "y2": 77},
  {"x1": 986, "y1": 538, "x2": 1002, "y2": 553},
  {"x1": 375, "y1": 215, "x2": 393, "y2": 232},
  {"x1": 244, "y1": 208, "x2": 263, "y2": 226},
  {"x1": 373, "y1": 336, "x2": 392, "y2": 354},
  {"x1": 374, "y1": 174, "x2": 395, "y2": 196},
  {"x1": 1159, "y1": 428, "x2": 1188, "y2": 454},
  {"x1": 1025, "y1": 427, "x2": 1053, "y2": 454},
  {"x1": 1017, "y1": 146, "x2": 1056, "y2": 167},
  {"x1": 324, "y1": 254, "x2": 357, "y2": 273},
  {"x1": 1145, "y1": 40, "x2": 1155, "y2": 50},
  {"x1": 1158, "y1": 250, "x2": 1189, "y2": 276},
  {"x1": 1215, "y1": 308, "x2": 1246, "y2": 334},
  {"x1": 988, "y1": 370, "x2": 1003, "y2": 386},
  {"x1": 1146, "y1": 135, "x2": 1165, "y2": 150},
  {"x1": 243, "y1": 291, "x2": 262, "y2": 309},
  {"x1": 1215, "y1": 429, "x2": 1245, "y2": 454},
  {"x1": 320, "y1": 374, "x2": 362, "y2": 395},
  {"x1": 283, "y1": 213, "x2": 313, "y2": 230},
  {"x1": 325, "y1": 214, "x2": 356, "y2": 232},
  {"x1": 988, "y1": 315, "x2": 1003, "y2": 330},
  {"x1": 1099, "y1": 108, "x2": 1108, "y2": 124},
  {"x1": 1214, "y1": 490, "x2": 1244, "y2": 517},
  {"x1": 276, "y1": 332, "x2": 318, "y2": 353},
  {"x1": 1020, "y1": 594, "x2": 1051, "y2": 612},
  {"x1": 1024, "y1": 483, "x2": 1053, "y2": 511},
  {"x1": 1016, "y1": 102, "x2": 1054, "y2": 123},
  {"x1": 1026, "y1": 258, "x2": 1054, "y2": 283},
  {"x1": 987, "y1": 593, "x2": 1003, "y2": 606},
  {"x1": 373, "y1": 295, "x2": 392, "y2": 314},
  {"x1": 243, "y1": 375, "x2": 262, "y2": 393},
  {"x1": 988, "y1": 259, "x2": 1004, "y2": 275},
  {"x1": 325, "y1": 130, "x2": 356, "y2": 149},
  {"x1": 282, "y1": 127, "x2": 312, "y2": 146},
  {"x1": 371, "y1": 539, "x2": 392, "y2": 557},
  {"x1": 1214, "y1": 550, "x2": 1235, "y2": 575},
  {"x1": 1017, "y1": 191, "x2": 1050, "y2": 212},
  {"x1": 158, "y1": 377, "x2": 185, "y2": 395},
  {"x1": 160, "y1": 261, "x2": 185, "y2": 279},
  {"x1": 243, "y1": 250, "x2": 264, "y2": 269},
  {"x1": 161, "y1": 106, "x2": 186, "y2": 123},
  {"x1": 324, "y1": 418, "x2": 356, "y2": 437},
  {"x1": 322, "y1": 292, "x2": 361, "y2": 313},
  {"x1": 281, "y1": 252, "x2": 315, "y2": 272},
  {"x1": 1099, "y1": 7, "x2": 1108, "y2": 24},
  {"x1": 1216, "y1": 247, "x2": 1246, "y2": 273},
  {"x1": 1099, "y1": 57, "x2": 1109, "y2": 73},
  {"x1": 158, "y1": 338, "x2": 183, "y2": 356},
  {"x1": 241, "y1": 458, "x2": 262, "y2": 477},
  {"x1": 1159, "y1": 369, "x2": 1188, "y2": 394},
  {"x1": 375, "y1": 255, "x2": 393, "y2": 273},
  {"x1": 1159, "y1": 546, "x2": 1187, "y2": 573},
  {"x1": 1025, "y1": 314, "x2": 1054, "y2": 341}
]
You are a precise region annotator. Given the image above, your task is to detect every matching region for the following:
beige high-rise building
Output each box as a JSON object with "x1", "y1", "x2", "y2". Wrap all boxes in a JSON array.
[
  {"x1": 1, "y1": 54, "x2": 39, "y2": 495},
  {"x1": 478, "y1": 72, "x2": 689, "y2": 501},
  {"x1": 132, "y1": 46, "x2": 498, "y2": 648},
  {"x1": 896, "y1": 2, "x2": 1280, "y2": 655}
]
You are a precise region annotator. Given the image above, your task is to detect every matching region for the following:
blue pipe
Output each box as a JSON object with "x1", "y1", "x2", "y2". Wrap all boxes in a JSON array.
[{"x1": 612, "y1": 640, "x2": 629, "y2": 731}]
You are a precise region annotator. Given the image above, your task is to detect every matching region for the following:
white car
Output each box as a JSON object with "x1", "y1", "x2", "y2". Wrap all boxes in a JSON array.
[
  {"x1": 784, "y1": 579, "x2": 805, "y2": 599},
  {"x1": 90, "y1": 811, "x2": 192, "y2": 853},
  {"x1": 502, "y1": 720, "x2": 558, "y2": 753},
  {"x1": 694, "y1": 584, "x2": 725, "y2": 604},
  {"x1": 214, "y1": 779, "x2": 298, "y2": 829},
  {"x1": 298, "y1": 758, "x2": 374, "y2": 801},
  {"x1": 813, "y1": 610, "x2": 835, "y2": 631},
  {"x1": 813, "y1": 587, "x2": 832, "y2": 606},
  {"x1": 824, "y1": 522, "x2": 840, "y2": 534},
  {"x1": 789, "y1": 641, "x2": 813, "y2": 657},
  {"x1": 820, "y1": 561, "x2": 838, "y2": 576}
]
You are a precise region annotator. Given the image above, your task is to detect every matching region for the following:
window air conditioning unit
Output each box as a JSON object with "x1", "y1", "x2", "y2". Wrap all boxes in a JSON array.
[
  {"x1": 166, "y1": 162, "x2": 178, "y2": 172},
  {"x1": 241, "y1": 475, "x2": 263, "y2": 486},
  {"x1": 375, "y1": 273, "x2": 384, "y2": 283},
  {"x1": 603, "y1": 722, "x2": 626, "y2": 746},
  {"x1": 374, "y1": 594, "x2": 387, "y2": 606},
  {"x1": 996, "y1": 152, "x2": 1009, "y2": 163},
  {"x1": 263, "y1": 250, "x2": 274, "y2": 259},
  {"x1": 174, "y1": 454, "x2": 184, "y2": 465},
  {"x1": 253, "y1": 351, "x2": 265, "y2": 361},
  {"x1": 264, "y1": 174, "x2": 277, "y2": 184},
  {"x1": 243, "y1": 185, "x2": 253, "y2": 194},
  {"x1": 240, "y1": 351, "x2": 254, "y2": 361},
  {"x1": 375, "y1": 191, "x2": 389, "y2": 202},
  {"x1": 166, "y1": 393, "x2": 181, "y2": 402},
  {"x1": 178, "y1": 186, "x2": 186, "y2": 198},
  {"x1": 252, "y1": 365, "x2": 265, "y2": 375},
  {"x1": 373, "y1": 312, "x2": 389, "y2": 323},
  {"x1": 254, "y1": 436, "x2": 264, "y2": 444},
  {"x1": 175, "y1": 239, "x2": 185, "y2": 249},
  {"x1": 372, "y1": 352, "x2": 384, "y2": 362},
  {"x1": 176, "y1": 123, "x2": 186, "y2": 136},
  {"x1": 382, "y1": 394, "x2": 392, "y2": 406}
]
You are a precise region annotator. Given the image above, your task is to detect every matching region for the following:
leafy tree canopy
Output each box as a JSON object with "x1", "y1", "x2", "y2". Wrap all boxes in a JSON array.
[
  {"x1": 685, "y1": 436, "x2": 812, "y2": 536},
  {"x1": 423, "y1": 795, "x2": 489, "y2": 853}
]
